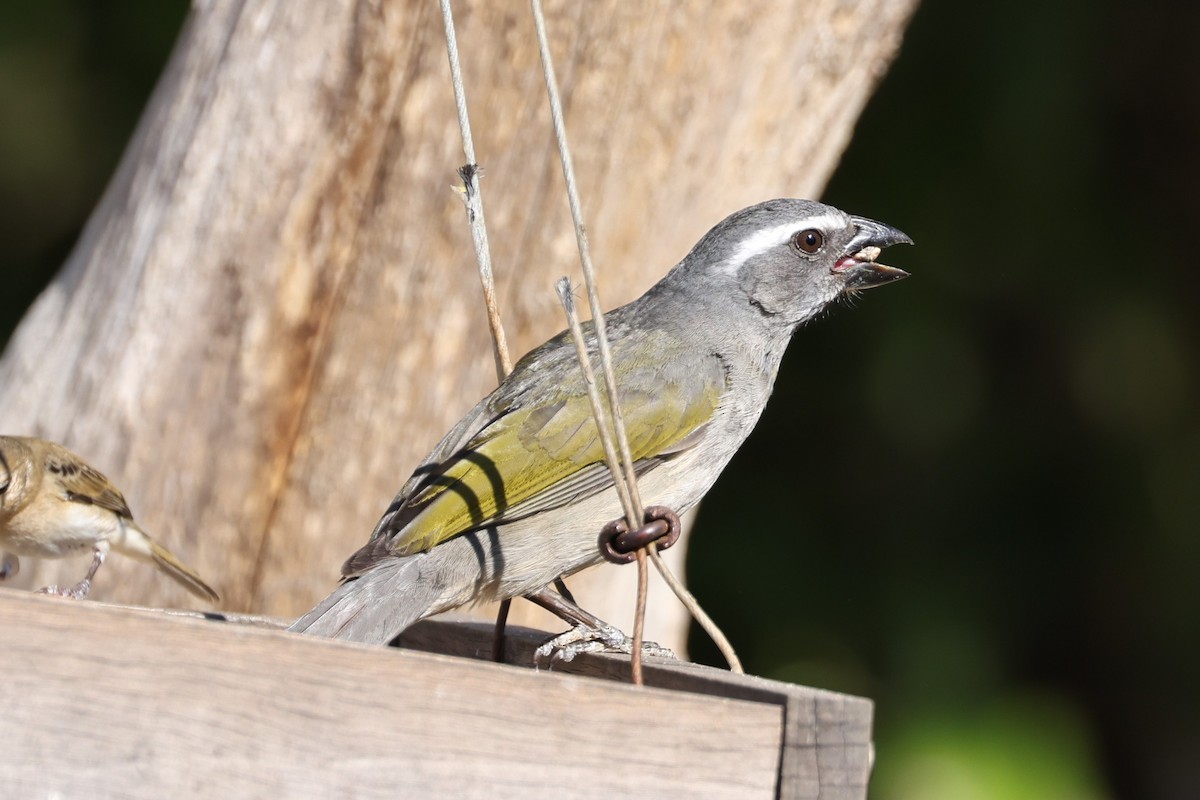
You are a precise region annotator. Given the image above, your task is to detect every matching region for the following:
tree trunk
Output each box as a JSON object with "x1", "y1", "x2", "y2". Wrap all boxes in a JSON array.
[{"x1": 0, "y1": 0, "x2": 917, "y2": 652}]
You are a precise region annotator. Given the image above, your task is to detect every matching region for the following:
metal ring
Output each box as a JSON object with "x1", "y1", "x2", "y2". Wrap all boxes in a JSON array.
[
  {"x1": 598, "y1": 518, "x2": 636, "y2": 564},
  {"x1": 598, "y1": 506, "x2": 682, "y2": 564}
]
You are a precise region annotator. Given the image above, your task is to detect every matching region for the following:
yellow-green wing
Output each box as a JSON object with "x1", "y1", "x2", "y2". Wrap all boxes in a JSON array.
[{"x1": 373, "y1": 335, "x2": 727, "y2": 561}]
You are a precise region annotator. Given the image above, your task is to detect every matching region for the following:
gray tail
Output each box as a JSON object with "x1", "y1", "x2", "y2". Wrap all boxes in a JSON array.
[{"x1": 288, "y1": 554, "x2": 438, "y2": 645}]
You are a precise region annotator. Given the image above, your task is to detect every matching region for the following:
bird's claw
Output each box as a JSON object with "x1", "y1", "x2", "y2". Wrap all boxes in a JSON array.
[
  {"x1": 0, "y1": 553, "x2": 18, "y2": 580},
  {"x1": 534, "y1": 622, "x2": 676, "y2": 668},
  {"x1": 37, "y1": 579, "x2": 92, "y2": 599}
]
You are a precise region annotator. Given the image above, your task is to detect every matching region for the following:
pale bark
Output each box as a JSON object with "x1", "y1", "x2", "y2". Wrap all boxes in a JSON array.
[{"x1": 0, "y1": 0, "x2": 917, "y2": 651}]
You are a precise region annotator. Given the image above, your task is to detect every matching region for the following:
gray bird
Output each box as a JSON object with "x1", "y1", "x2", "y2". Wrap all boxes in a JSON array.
[{"x1": 291, "y1": 198, "x2": 910, "y2": 644}]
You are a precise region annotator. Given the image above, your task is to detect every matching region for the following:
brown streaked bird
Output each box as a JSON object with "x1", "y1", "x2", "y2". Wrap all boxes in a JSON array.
[{"x1": 0, "y1": 436, "x2": 218, "y2": 603}]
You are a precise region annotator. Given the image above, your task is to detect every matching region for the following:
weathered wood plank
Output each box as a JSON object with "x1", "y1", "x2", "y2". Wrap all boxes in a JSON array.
[
  {"x1": 132, "y1": 601, "x2": 875, "y2": 798},
  {"x1": 0, "y1": 589, "x2": 784, "y2": 799},
  {"x1": 148, "y1": 606, "x2": 875, "y2": 799},
  {"x1": 397, "y1": 619, "x2": 875, "y2": 800}
]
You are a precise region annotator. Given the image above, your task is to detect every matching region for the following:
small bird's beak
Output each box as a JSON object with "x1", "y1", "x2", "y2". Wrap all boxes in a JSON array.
[{"x1": 834, "y1": 215, "x2": 913, "y2": 290}]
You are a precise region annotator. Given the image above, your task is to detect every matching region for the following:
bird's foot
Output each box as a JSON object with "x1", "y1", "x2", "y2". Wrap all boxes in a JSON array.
[
  {"x1": 37, "y1": 578, "x2": 92, "y2": 599},
  {"x1": 534, "y1": 622, "x2": 676, "y2": 668},
  {"x1": 0, "y1": 553, "x2": 18, "y2": 580}
]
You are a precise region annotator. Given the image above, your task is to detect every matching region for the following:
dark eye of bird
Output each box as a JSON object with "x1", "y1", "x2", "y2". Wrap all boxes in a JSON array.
[{"x1": 794, "y1": 229, "x2": 824, "y2": 254}]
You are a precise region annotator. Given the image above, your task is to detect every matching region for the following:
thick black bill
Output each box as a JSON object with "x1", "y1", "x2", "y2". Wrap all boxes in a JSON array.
[
  {"x1": 847, "y1": 215, "x2": 913, "y2": 252},
  {"x1": 843, "y1": 261, "x2": 911, "y2": 290},
  {"x1": 842, "y1": 214, "x2": 912, "y2": 290}
]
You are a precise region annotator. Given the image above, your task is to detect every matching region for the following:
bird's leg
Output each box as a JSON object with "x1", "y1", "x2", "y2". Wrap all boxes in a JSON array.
[
  {"x1": 0, "y1": 552, "x2": 18, "y2": 580},
  {"x1": 490, "y1": 578, "x2": 576, "y2": 663},
  {"x1": 530, "y1": 508, "x2": 684, "y2": 667},
  {"x1": 38, "y1": 546, "x2": 107, "y2": 599},
  {"x1": 553, "y1": 577, "x2": 575, "y2": 604},
  {"x1": 490, "y1": 599, "x2": 512, "y2": 663},
  {"x1": 528, "y1": 586, "x2": 675, "y2": 667},
  {"x1": 72, "y1": 546, "x2": 108, "y2": 597}
]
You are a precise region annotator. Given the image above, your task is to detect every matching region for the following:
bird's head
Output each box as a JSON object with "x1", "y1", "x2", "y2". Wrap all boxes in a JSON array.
[
  {"x1": 0, "y1": 436, "x2": 31, "y2": 517},
  {"x1": 672, "y1": 198, "x2": 912, "y2": 331}
]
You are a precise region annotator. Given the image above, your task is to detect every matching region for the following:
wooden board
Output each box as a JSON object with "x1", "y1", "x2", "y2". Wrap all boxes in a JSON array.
[
  {"x1": 0, "y1": 588, "x2": 872, "y2": 798},
  {"x1": 399, "y1": 618, "x2": 876, "y2": 800}
]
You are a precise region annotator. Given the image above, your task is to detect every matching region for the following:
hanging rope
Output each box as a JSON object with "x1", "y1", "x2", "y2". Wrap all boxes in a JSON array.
[
  {"x1": 439, "y1": 0, "x2": 743, "y2": 678},
  {"x1": 531, "y1": 0, "x2": 742, "y2": 678},
  {"x1": 438, "y1": 0, "x2": 519, "y2": 664},
  {"x1": 439, "y1": 0, "x2": 512, "y2": 382}
]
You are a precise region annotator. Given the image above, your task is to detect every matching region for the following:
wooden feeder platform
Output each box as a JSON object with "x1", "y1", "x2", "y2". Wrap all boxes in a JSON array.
[{"x1": 0, "y1": 588, "x2": 872, "y2": 798}]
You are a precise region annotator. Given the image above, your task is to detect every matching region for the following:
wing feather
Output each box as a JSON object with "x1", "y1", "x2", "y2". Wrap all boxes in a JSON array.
[
  {"x1": 48, "y1": 454, "x2": 133, "y2": 519},
  {"x1": 343, "y1": 326, "x2": 726, "y2": 574}
]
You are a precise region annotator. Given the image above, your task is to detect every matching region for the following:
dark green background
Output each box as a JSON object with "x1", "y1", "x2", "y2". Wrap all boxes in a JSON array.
[{"x1": 3, "y1": 2, "x2": 1196, "y2": 798}]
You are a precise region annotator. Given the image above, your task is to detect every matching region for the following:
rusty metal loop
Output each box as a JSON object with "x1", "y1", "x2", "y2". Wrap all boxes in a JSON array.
[{"x1": 598, "y1": 505, "x2": 682, "y2": 564}]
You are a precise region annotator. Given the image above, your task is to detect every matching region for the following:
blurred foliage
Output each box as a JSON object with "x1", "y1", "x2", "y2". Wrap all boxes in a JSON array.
[
  {"x1": 2, "y1": 1, "x2": 1197, "y2": 798},
  {"x1": 0, "y1": 0, "x2": 187, "y2": 343},
  {"x1": 880, "y1": 693, "x2": 1109, "y2": 800}
]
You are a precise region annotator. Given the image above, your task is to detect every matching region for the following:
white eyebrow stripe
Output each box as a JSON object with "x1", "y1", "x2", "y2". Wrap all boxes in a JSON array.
[{"x1": 721, "y1": 211, "x2": 848, "y2": 275}]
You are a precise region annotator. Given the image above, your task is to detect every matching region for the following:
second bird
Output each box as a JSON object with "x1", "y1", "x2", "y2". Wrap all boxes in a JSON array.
[{"x1": 0, "y1": 436, "x2": 219, "y2": 603}]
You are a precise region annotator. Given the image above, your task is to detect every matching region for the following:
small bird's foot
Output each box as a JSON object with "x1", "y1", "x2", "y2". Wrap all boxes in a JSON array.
[
  {"x1": 0, "y1": 553, "x2": 18, "y2": 580},
  {"x1": 36, "y1": 579, "x2": 92, "y2": 599},
  {"x1": 534, "y1": 622, "x2": 676, "y2": 668},
  {"x1": 36, "y1": 547, "x2": 104, "y2": 599}
]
